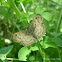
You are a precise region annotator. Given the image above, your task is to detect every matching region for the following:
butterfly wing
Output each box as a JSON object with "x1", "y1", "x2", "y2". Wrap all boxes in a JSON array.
[
  {"x1": 34, "y1": 24, "x2": 46, "y2": 39},
  {"x1": 12, "y1": 30, "x2": 36, "y2": 46},
  {"x1": 12, "y1": 14, "x2": 46, "y2": 46},
  {"x1": 28, "y1": 14, "x2": 46, "y2": 39}
]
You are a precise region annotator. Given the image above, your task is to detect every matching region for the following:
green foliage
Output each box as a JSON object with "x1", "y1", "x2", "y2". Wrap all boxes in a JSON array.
[
  {"x1": 0, "y1": 45, "x2": 13, "y2": 60},
  {"x1": 41, "y1": 12, "x2": 52, "y2": 21},
  {"x1": 18, "y1": 47, "x2": 31, "y2": 61},
  {"x1": 0, "y1": 6, "x2": 10, "y2": 19},
  {"x1": 52, "y1": 37, "x2": 62, "y2": 47},
  {"x1": 0, "y1": 0, "x2": 62, "y2": 62}
]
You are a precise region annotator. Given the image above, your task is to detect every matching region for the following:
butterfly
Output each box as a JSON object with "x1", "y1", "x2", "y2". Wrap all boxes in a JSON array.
[{"x1": 12, "y1": 14, "x2": 46, "y2": 46}]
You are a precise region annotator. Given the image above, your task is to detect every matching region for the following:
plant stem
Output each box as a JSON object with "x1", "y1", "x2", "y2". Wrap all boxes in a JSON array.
[
  {"x1": 8, "y1": 0, "x2": 28, "y2": 27},
  {"x1": 6, "y1": 58, "x2": 19, "y2": 61},
  {"x1": 37, "y1": 40, "x2": 51, "y2": 62},
  {"x1": 8, "y1": 0, "x2": 21, "y2": 18},
  {"x1": 56, "y1": 10, "x2": 62, "y2": 33},
  {"x1": 37, "y1": 41, "x2": 43, "y2": 57}
]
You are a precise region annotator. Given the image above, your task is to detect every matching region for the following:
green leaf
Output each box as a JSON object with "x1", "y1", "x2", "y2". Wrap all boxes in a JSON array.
[
  {"x1": 35, "y1": 7, "x2": 46, "y2": 14},
  {"x1": 28, "y1": 11, "x2": 34, "y2": 15},
  {"x1": 28, "y1": 14, "x2": 36, "y2": 23},
  {"x1": 42, "y1": 12, "x2": 52, "y2": 21},
  {"x1": 20, "y1": 12, "x2": 28, "y2": 27},
  {"x1": 0, "y1": 45, "x2": 13, "y2": 60},
  {"x1": 40, "y1": 41, "x2": 58, "y2": 49},
  {"x1": 20, "y1": 12, "x2": 28, "y2": 21},
  {"x1": 30, "y1": 45, "x2": 38, "y2": 51},
  {"x1": 45, "y1": 41, "x2": 58, "y2": 48},
  {"x1": 18, "y1": 47, "x2": 31, "y2": 61},
  {"x1": 52, "y1": 37, "x2": 62, "y2": 47}
]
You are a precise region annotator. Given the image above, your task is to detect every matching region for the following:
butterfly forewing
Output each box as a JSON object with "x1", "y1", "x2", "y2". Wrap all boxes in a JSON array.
[
  {"x1": 12, "y1": 30, "x2": 36, "y2": 46},
  {"x1": 32, "y1": 14, "x2": 43, "y2": 26}
]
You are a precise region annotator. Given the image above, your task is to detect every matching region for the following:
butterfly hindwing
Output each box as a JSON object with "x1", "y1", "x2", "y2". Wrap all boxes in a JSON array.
[
  {"x1": 34, "y1": 24, "x2": 46, "y2": 39},
  {"x1": 28, "y1": 14, "x2": 46, "y2": 39}
]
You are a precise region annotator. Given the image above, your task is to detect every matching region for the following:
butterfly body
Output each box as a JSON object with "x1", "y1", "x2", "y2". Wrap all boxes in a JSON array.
[{"x1": 12, "y1": 14, "x2": 46, "y2": 46}]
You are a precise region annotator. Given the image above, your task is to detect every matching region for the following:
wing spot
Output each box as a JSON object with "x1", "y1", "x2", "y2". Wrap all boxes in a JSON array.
[
  {"x1": 36, "y1": 17, "x2": 37, "y2": 19},
  {"x1": 15, "y1": 34, "x2": 17, "y2": 36}
]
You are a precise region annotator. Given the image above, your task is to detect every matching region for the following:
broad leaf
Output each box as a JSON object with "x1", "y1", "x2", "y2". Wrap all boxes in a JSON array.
[
  {"x1": 18, "y1": 47, "x2": 31, "y2": 61},
  {"x1": 0, "y1": 45, "x2": 13, "y2": 60}
]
